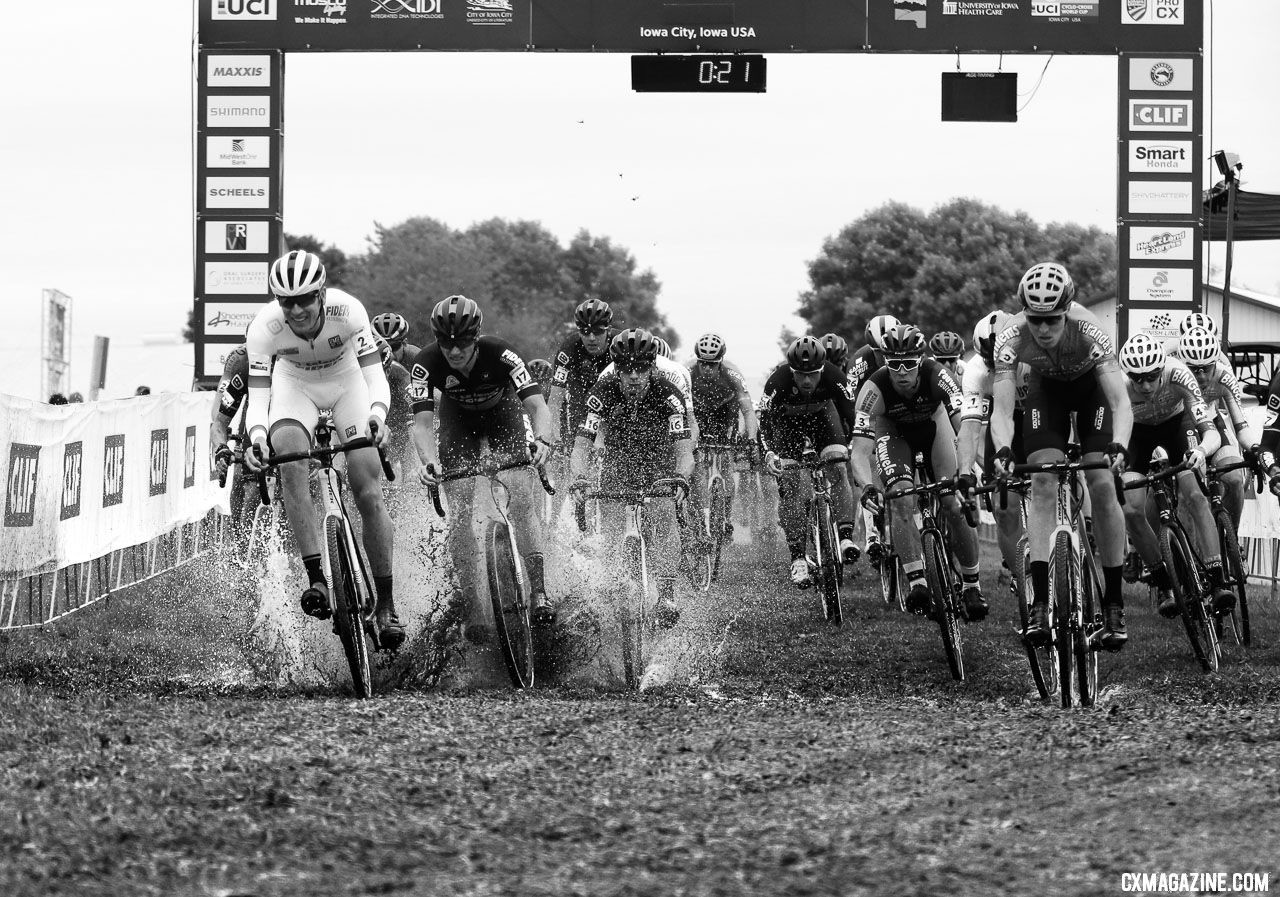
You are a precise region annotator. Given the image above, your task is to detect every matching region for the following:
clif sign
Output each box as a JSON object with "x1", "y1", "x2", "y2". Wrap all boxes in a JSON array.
[{"x1": 1128, "y1": 100, "x2": 1192, "y2": 132}]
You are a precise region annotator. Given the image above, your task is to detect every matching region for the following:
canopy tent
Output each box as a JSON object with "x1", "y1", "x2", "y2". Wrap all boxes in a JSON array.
[{"x1": 1203, "y1": 185, "x2": 1280, "y2": 241}]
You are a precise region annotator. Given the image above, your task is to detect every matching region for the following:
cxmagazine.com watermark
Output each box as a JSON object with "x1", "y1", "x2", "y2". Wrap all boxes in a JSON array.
[{"x1": 1121, "y1": 872, "x2": 1270, "y2": 894}]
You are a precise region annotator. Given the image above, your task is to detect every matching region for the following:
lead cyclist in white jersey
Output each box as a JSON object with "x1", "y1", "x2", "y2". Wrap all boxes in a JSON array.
[{"x1": 243, "y1": 250, "x2": 405, "y2": 650}]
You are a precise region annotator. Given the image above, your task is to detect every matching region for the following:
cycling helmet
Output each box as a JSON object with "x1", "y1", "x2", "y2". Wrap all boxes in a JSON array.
[
  {"x1": 820, "y1": 333, "x2": 849, "y2": 369},
  {"x1": 1017, "y1": 262, "x2": 1076, "y2": 315},
  {"x1": 929, "y1": 331, "x2": 965, "y2": 360},
  {"x1": 430, "y1": 295, "x2": 483, "y2": 340},
  {"x1": 610, "y1": 328, "x2": 659, "y2": 366},
  {"x1": 527, "y1": 358, "x2": 554, "y2": 381},
  {"x1": 865, "y1": 314, "x2": 901, "y2": 350},
  {"x1": 268, "y1": 249, "x2": 327, "y2": 298},
  {"x1": 373, "y1": 334, "x2": 394, "y2": 371},
  {"x1": 371, "y1": 312, "x2": 409, "y2": 349},
  {"x1": 575, "y1": 298, "x2": 613, "y2": 330},
  {"x1": 694, "y1": 332, "x2": 727, "y2": 363},
  {"x1": 786, "y1": 336, "x2": 827, "y2": 374},
  {"x1": 1179, "y1": 312, "x2": 1219, "y2": 337},
  {"x1": 881, "y1": 324, "x2": 926, "y2": 358},
  {"x1": 1179, "y1": 326, "x2": 1220, "y2": 366},
  {"x1": 654, "y1": 336, "x2": 673, "y2": 360},
  {"x1": 972, "y1": 309, "x2": 1012, "y2": 365},
  {"x1": 1119, "y1": 332, "x2": 1165, "y2": 375}
]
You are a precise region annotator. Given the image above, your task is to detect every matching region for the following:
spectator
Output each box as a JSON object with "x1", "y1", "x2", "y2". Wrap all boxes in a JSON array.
[
  {"x1": 48, "y1": 393, "x2": 68, "y2": 405},
  {"x1": 68, "y1": 392, "x2": 84, "y2": 403},
  {"x1": 135, "y1": 385, "x2": 151, "y2": 396}
]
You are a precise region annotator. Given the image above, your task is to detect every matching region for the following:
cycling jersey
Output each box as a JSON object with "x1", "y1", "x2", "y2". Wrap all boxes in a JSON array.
[
  {"x1": 1127, "y1": 358, "x2": 1212, "y2": 428},
  {"x1": 551, "y1": 332, "x2": 614, "y2": 431},
  {"x1": 689, "y1": 359, "x2": 749, "y2": 414},
  {"x1": 847, "y1": 344, "x2": 883, "y2": 398},
  {"x1": 993, "y1": 304, "x2": 1119, "y2": 384},
  {"x1": 601, "y1": 355, "x2": 693, "y2": 410},
  {"x1": 852, "y1": 359, "x2": 962, "y2": 439},
  {"x1": 1259, "y1": 370, "x2": 1280, "y2": 453},
  {"x1": 407, "y1": 336, "x2": 541, "y2": 414},
  {"x1": 959, "y1": 356, "x2": 1030, "y2": 422},
  {"x1": 1179, "y1": 356, "x2": 1245, "y2": 407},
  {"x1": 392, "y1": 341, "x2": 423, "y2": 370},
  {"x1": 579, "y1": 372, "x2": 691, "y2": 490}
]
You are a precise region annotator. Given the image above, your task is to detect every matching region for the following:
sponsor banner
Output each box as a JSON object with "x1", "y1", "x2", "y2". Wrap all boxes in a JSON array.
[
  {"x1": 1128, "y1": 267, "x2": 1194, "y2": 305},
  {"x1": 203, "y1": 220, "x2": 271, "y2": 254},
  {"x1": 1128, "y1": 98, "x2": 1192, "y2": 132},
  {"x1": 204, "y1": 261, "x2": 268, "y2": 295},
  {"x1": 1127, "y1": 56, "x2": 1193, "y2": 91},
  {"x1": 1128, "y1": 139, "x2": 1192, "y2": 173},
  {"x1": 290, "y1": 0, "x2": 351, "y2": 24},
  {"x1": 212, "y1": 0, "x2": 278, "y2": 20},
  {"x1": 205, "y1": 95, "x2": 272, "y2": 129},
  {"x1": 1121, "y1": 0, "x2": 1186, "y2": 25},
  {"x1": 0, "y1": 393, "x2": 231, "y2": 579},
  {"x1": 1031, "y1": 2, "x2": 1100, "y2": 20},
  {"x1": 1128, "y1": 225, "x2": 1194, "y2": 261},
  {"x1": 206, "y1": 135, "x2": 271, "y2": 169},
  {"x1": 204, "y1": 176, "x2": 271, "y2": 210},
  {"x1": 204, "y1": 301, "x2": 266, "y2": 335},
  {"x1": 1127, "y1": 180, "x2": 1194, "y2": 215},
  {"x1": 370, "y1": 0, "x2": 444, "y2": 19},
  {"x1": 1127, "y1": 305, "x2": 1193, "y2": 343},
  {"x1": 206, "y1": 54, "x2": 273, "y2": 87}
]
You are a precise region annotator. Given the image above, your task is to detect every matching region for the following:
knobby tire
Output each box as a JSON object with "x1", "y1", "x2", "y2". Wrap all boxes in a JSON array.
[
  {"x1": 326, "y1": 517, "x2": 372, "y2": 699},
  {"x1": 1160, "y1": 525, "x2": 1217, "y2": 673},
  {"x1": 485, "y1": 520, "x2": 534, "y2": 689},
  {"x1": 816, "y1": 500, "x2": 843, "y2": 626},
  {"x1": 1215, "y1": 509, "x2": 1250, "y2": 647},
  {"x1": 1050, "y1": 529, "x2": 1077, "y2": 709},
  {"x1": 1015, "y1": 535, "x2": 1056, "y2": 702},
  {"x1": 922, "y1": 529, "x2": 964, "y2": 681}
]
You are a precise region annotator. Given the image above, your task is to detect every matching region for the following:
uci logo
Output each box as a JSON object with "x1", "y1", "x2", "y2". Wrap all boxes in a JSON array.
[{"x1": 212, "y1": 0, "x2": 276, "y2": 19}]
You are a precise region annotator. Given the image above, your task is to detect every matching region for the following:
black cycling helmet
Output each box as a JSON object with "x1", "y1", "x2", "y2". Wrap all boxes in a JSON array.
[
  {"x1": 371, "y1": 312, "x2": 409, "y2": 349},
  {"x1": 575, "y1": 298, "x2": 613, "y2": 330},
  {"x1": 430, "y1": 295, "x2": 482, "y2": 341},
  {"x1": 881, "y1": 324, "x2": 926, "y2": 357},
  {"x1": 929, "y1": 331, "x2": 965, "y2": 360},
  {"x1": 610, "y1": 328, "x2": 659, "y2": 366},
  {"x1": 786, "y1": 336, "x2": 827, "y2": 374},
  {"x1": 820, "y1": 333, "x2": 849, "y2": 369}
]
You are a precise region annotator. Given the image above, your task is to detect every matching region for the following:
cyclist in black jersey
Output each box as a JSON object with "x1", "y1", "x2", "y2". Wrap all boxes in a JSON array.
[
  {"x1": 688, "y1": 333, "x2": 759, "y2": 540},
  {"x1": 372, "y1": 311, "x2": 423, "y2": 371},
  {"x1": 569, "y1": 328, "x2": 694, "y2": 628},
  {"x1": 548, "y1": 298, "x2": 615, "y2": 447},
  {"x1": 410, "y1": 296, "x2": 556, "y2": 635},
  {"x1": 759, "y1": 336, "x2": 859, "y2": 588},
  {"x1": 854, "y1": 324, "x2": 986, "y2": 620}
]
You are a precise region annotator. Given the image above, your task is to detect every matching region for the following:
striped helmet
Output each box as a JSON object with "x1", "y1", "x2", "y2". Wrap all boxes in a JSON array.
[{"x1": 431, "y1": 295, "x2": 483, "y2": 340}]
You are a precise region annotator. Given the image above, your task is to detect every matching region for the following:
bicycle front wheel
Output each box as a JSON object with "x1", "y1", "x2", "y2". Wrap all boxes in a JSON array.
[
  {"x1": 1014, "y1": 535, "x2": 1056, "y2": 702},
  {"x1": 1216, "y1": 509, "x2": 1250, "y2": 647},
  {"x1": 1050, "y1": 529, "x2": 1078, "y2": 709},
  {"x1": 484, "y1": 520, "x2": 534, "y2": 689},
  {"x1": 709, "y1": 478, "x2": 727, "y2": 581},
  {"x1": 922, "y1": 530, "x2": 963, "y2": 681},
  {"x1": 620, "y1": 534, "x2": 649, "y2": 689},
  {"x1": 1160, "y1": 525, "x2": 1217, "y2": 673},
  {"x1": 816, "y1": 501, "x2": 843, "y2": 626},
  {"x1": 326, "y1": 518, "x2": 373, "y2": 699}
]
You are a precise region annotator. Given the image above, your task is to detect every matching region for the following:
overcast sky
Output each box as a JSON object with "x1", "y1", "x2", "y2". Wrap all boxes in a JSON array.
[{"x1": 2, "y1": 0, "x2": 1277, "y2": 401}]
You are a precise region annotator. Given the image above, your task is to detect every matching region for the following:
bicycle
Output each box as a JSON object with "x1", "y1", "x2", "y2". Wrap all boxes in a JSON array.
[
  {"x1": 427, "y1": 445, "x2": 555, "y2": 689},
  {"x1": 219, "y1": 435, "x2": 285, "y2": 571},
  {"x1": 1004, "y1": 455, "x2": 1117, "y2": 707},
  {"x1": 254, "y1": 419, "x2": 396, "y2": 699},
  {"x1": 685, "y1": 439, "x2": 746, "y2": 590},
  {"x1": 777, "y1": 440, "x2": 845, "y2": 626},
  {"x1": 578, "y1": 477, "x2": 688, "y2": 688},
  {"x1": 1123, "y1": 453, "x2": 1224, "y2": 673},
  {"x1": 879, "y1": 474, "x2": 975, "y2": 682},
  {"x1": 1205, "y1": 457, "x2": 1260, "y2": 647}
]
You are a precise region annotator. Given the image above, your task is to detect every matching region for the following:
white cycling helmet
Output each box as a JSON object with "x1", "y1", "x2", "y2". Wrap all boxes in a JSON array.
[
  {"x1": 865, "y1": 314, "x2": 901, "y2": 350},
  {"x1": 1119, "y1": 332, "x2": 1166, "y2": 375},
  {"x1": 694, "y1": 332, "x2": 727, "y2": 362},
  {"x1": 1179, "y1": 312, "x2": 1219, "y2": 337},
  {"x1": 972, "y1": 309, "x2": 1012, "y2": 364},
  {"x1": 1017, "y1": 262, "x2": 1076, "y2": 315},
  {"x1": 1179, "y1": 326, "x2": 1220, "y2": 366},
  {"x1": 268, "y1": 249, "x2": 327, "y2": 298}
]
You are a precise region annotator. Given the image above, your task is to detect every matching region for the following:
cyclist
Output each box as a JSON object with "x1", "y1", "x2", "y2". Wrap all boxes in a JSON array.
[
  {"x1": 409, "y1": 295, "x2": 556, "y2": 636},
  {"x1": 1164, "y1": 311, "x2": 1230, "y2": 364},
  {"x1": 929, "y1": 331, "x2": 966, "y2": 379},
  {"x1": 371, "y1": 311, "x2": 422, "y2": 370},
  {"x1": 854, "y1": 324, "x2": 985, "y2": 619},
  {"x1": 242, "y1": 250, "x2": 404, "y2": 650},
  {"x1": 758, "y1": 336, "x2": 859, "y2": 588},
  {"x1": 1117, "y1": 333, "x2": 1234, "y2": 615},
  {"x1": 956, "y1": 309, "x2": 1029, "y2": 596},
  {"x1": 990, "y1": 261, "x2": 1132, "y2": 651},
  {"x1": 820, "y1": 334, "x2": 850, "y2": 375},
  {"x1": 568, "y1": 328, "x2": 694, "y2": 628},
  {"x1": 210, "y1": 344, "x2": 260, "y2": 531},
  {"x1": 1178, "y1": 326, "x2": 1257, "y2": 533},
  {"x1": 601, "y1": 340, "x2": 696, "y2": 439},
  {"x1": 548, "y1": 298, "x2": 615, "y2": 449},
  {"x1": 687, "y1": 332, "x2": 760, "y2": 541},
  {"x1": 848, "y1": 314, "x2": 900, "y2": 398}
]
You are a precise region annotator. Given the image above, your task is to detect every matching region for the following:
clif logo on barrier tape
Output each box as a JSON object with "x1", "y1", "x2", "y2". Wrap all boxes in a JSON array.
[
  {"x1": 61, "y1": 442, "x2": 83, "y2": 521},
  {"x1": 150, "y1": 429, "x2": 170, "y2": 497},
  {"x1": 103, "y1": 435, "x2": 125, "y2": 508},
  {"x1": 5, "y1": 443, "x2": 41, "y2": 528}
]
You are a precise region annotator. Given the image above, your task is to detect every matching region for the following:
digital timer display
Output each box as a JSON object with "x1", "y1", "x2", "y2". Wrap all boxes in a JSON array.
[{"x1": 631, "y1": 55, "x2": 767, "y2": 93}]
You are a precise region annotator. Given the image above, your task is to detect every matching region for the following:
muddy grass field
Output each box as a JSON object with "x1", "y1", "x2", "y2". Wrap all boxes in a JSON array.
[{"x1": 2, "y1": 536, "x2": 1279, "y2": 897}]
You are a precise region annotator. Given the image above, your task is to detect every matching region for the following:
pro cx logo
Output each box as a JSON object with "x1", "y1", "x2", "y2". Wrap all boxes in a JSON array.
[{"x1": 1122, "y1": 0, "x2": 1184, "y2": 25}]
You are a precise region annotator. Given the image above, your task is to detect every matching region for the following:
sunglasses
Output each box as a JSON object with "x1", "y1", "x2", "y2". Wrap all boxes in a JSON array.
[
  {"x1": 617, "y1": 362, "x2": 653, "y2": 374},
  {"x1": 885, "y1": 357, "x2": 922, "y2": 372},
  {"x1": 578, "y1": 327, "x2": 610, "y2": 336},
  {"x1": 1026, "y1": 315, "x2": 1065, "y2": 327},
  {"x1": 1186, "y1": 362, "x2": 1216, "y2": 374},
  {"x1": 436, "y1": 335, "x2": 476, "y2": 351},
  {"x1": 1126, "y1": 371, "x2": 1161, "y2": 384},
  {"x1": 276, "y1": 290, "x2": 321, "y2": 311}
]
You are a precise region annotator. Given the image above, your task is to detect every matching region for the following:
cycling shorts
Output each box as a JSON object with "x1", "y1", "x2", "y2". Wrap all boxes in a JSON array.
[
  {"x1": 766, "y1": 405, "x2": 845, "y2": 462},
  {"x1": 1128, "y1": 415, "x2": 1194, "y2": 476},
  {"x1": 267, "y1": 361, "x2": 371, "y2": 448},
  {"x1": 437, "y1": 390, "x2": 529, "y2": 474},
  {"x1": 874, "y1": 422, "x2": 937, "y2": 486},
  {"x1": 1021, "y1": 368, "x2": 1113, "y2": 458},
  {"x1": 983, "y1": 409, "x2": 1025, "y2": 479}
]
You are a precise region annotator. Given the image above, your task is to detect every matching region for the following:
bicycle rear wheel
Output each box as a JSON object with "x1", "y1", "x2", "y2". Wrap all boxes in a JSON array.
[
  {"x1": 1160, "y1": 525, "x2": 1217, "y2": 673},
  {"x1": 1014, "y1": 535, "x2": 1056, "y2": 702},
  {"x1": 326, "y1": 518, "x2": 373, "y2": 699},
  {"x1": 1050, "y1": 529, "x2": 1078, "y2": 709},
  {"x1": 484, "y1": 519, "x2": 534, "y2": 689},
  {"x1": 922, "y1": 530, "x2": 963, "y2": 681},
  {"x1": 1215, "y1": 509, "x2": 1250, "y2": 647},
  {"x1": 816, "y1": 500, "x2": 843, "y2": 625}
]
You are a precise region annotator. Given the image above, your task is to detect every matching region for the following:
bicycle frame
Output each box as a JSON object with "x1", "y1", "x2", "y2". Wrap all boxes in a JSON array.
[{"x1": 778, "y1": 440, "x2": 845, "y2": 625}]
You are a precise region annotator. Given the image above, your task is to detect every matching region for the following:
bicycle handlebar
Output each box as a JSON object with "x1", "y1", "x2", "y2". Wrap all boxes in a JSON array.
[
  {"x1": 1000, "y1": 457, "x2": 1125, "y2": 509},
  {"x1": 580, "y1": 476, "x2": 689, "y2": 503},
  {"x1": 427, "y1": 442, "x2": 556, "y2": 518},
  {"x1": 1210, "y1": 456, "x2": 1264, "y2": 495},
  {"x1": 1123, "y1": 455, "x2": 1205, "y2": 494}
]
